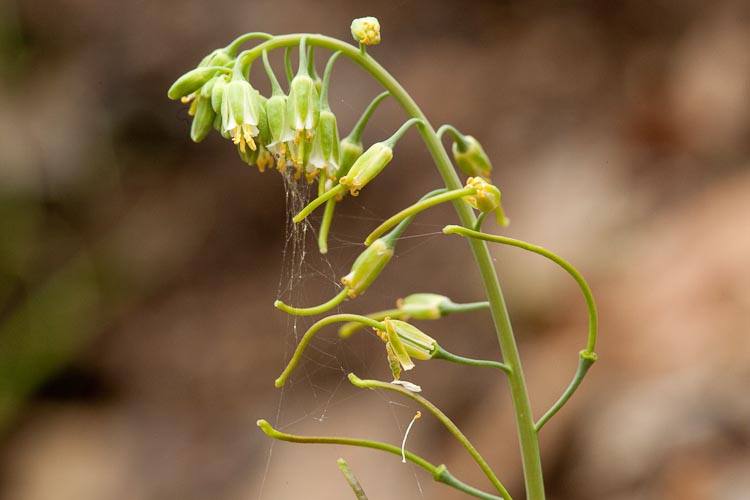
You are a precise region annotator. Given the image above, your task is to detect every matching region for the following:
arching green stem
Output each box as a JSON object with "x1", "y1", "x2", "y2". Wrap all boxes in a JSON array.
[
  {"x1": 437, "y1": 124, "x2": 471, "y2": 150},
  {"x1": 338, "y1": 309, "x2": 402, "y2": 338},
  {"x1": 365, "y1": 187, "x2": 476, "y2": 245},
  {"x1": 474, "y1": 211, "x2": 488, "y2": 231},
  {"x1": 307, "y1": 44, "x2": 320, "y2": 81},
  {"x1": 439, "y1": 300, "x2": 490, "y2": 314},
  {"x1": 293, "y1": 184, "x2": 346, "y2": 222},
  {"x1": 383, "y1": 117, "x2": 421, "y2": 149},
  {"x1": 274, "y1": 286, "x2": 350, "y2": 317},
  {"x1": 432, "y1": 347, "x2": 512, "y2": 374},
  {"x1": 319, "y1": 51, "x2": 341, "y2": 111},
  {"x1": 346, "y1": 91, "x2": 390, "y2": 145},
  {"x1": 442, "y1": 225, "x2": 598, "y2": 353},
  {"x1": 534, "y1": 350, "x2": 597, "y2": 432},
  {"x1": 348, "y1": 374, "x2": 513, "y2": 500},
  {"x1": 284, "y1": 46, "x2": 294, "y2": 84},
  {"x1": 443, "y1": 225, "x2": 599, "y2": 432},
  {"x1": 317, "y1": 191, "x2": 337, "y2": 254},
  {"x1": 257, "y1": 419, "x2": 503, "y2": 500},
  {"x1": 261, "y1": 49, "x2": 284, "y2": 96},
  {"x1": 274, "y1": 314, "x2": 384, "y2": 387},
  {"x1": 225, "y1": 32, "x2": 273, "y2": 56}
]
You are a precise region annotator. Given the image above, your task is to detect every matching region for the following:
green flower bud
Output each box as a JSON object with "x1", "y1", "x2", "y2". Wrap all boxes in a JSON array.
[
  {"x1": 308, "y1": 109, "x2": 340, "y2": 177},
  {"x1": 287, "y1": 73, "x2": 320, "y2": 142},
  {"x1": 211, "y1": 76, "x2": 228, "y2": 114},
  {"x1": 341, "y1": 237, "x2": 394, "y2": 297},
  {"x1": 452, "y1": 135, "x2": 493, "y2": 179},
  {"x1": 221, "y1": 79, "x2": 263, "y2": 153},
  {"x1": 266, "y1": 95, "x2": 287, "y2": 144},
  {"x1": 338, "y1": 142, "x2": 393, "y2": 196},
  {"x1": 168, "y1": 67, "x2": 223, "y2": 100},
  {"x1": 351, "y1": 17, "x2": 381, "y2": 46},
  {"x1": 256, "y1": 94, "x2": 270, "y2": 147},
  {"x1": 197, "y1": 48, "x2": 232, "y2": 69},
  {"x1": 212, "y1": 112, "x2": 223, "y2": 133},
  {"x1": 397, "y1": 293, "x2": 452, "y2": 320},
  {"x1": 337, "y1": 137, "x2": 364, "y2": 179},
  {"x1": 464, "y1": 177, "x2": 509, "y2": 226},
  {"x1": 190, "y1": 96, "x2": 215, "y2": 143}
]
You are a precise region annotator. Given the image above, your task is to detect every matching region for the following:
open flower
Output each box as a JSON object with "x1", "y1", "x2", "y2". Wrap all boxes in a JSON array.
[
  {"x1": 221, "y1": 79, "x2": 264, "y2": 153},
  {"x1": 376, "y1": 318, "x2": 437, "y2": 379}
]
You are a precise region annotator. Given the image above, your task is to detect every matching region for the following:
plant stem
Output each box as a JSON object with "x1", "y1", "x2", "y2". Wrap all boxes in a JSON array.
[
  {"x1": 238, "y1": 35, "x2": 547, "y2": 499},
  {"x1": 432, "y1": 347, "x2": 512, "y2": 374},
  {"x1": 349, "y1": 374, "x2": 513, "y2": 500},
  {"x1": 442, "y1": 226, "x2": 599, "y2": 432},
  {"x1": 337, "y1": 458, "x2": 369, "y2": 500},
  {"x1": 442, "y1": 226, "x2": 598, "y2": 354},
  {"x1": 273, "y1": 286, "x2": 349, "y2": 316},
  {"x1": 257, "y1": 419, "x2": 504, "y2": 500},
  {"x1": 364, "y1": 187, "x2": 476, "y2": 245},
  {"x1": 293, "y1": 183, "x2": 346, "y2": 222},
  {"x1": 534, "y1": 351, "x2": 597, "y2": 432},
  {"x1": 274, "y1": 314, "x2": 385, "y2": 387}
]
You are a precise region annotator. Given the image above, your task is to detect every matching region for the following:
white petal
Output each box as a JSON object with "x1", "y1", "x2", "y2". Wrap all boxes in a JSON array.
[{"x1": 391, "y1": 380, "x2": 422, "y2": 392}]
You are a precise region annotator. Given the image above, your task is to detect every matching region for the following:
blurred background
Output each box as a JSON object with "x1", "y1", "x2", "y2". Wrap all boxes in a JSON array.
[{"x1": 0, "y1": 0, "x2": 748, "y2": 499}]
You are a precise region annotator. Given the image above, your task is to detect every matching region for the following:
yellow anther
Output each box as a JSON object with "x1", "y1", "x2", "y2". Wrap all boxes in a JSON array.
[{"x1": 188, "y1": 98, "x2": 199, "y2": 116}]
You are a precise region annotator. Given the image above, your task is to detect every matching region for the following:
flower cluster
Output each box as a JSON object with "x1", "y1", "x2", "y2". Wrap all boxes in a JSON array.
[{"x1": 169, "y1": 40, "x2": 349, "y2": 182}]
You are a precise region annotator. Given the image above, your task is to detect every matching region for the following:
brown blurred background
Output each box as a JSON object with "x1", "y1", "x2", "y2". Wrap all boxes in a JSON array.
[{"x1": 0, "y1": 0, "x2": 748, "y2": 499}]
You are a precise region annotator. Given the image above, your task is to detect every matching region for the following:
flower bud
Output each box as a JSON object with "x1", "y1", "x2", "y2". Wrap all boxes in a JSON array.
[
  {"x1": 190, "y1": 96, "x2": 215, "y2": 143},
  {"x1": 212, "y1": 112, "x2": 223, "y2": 133},
  {"x1": 338, "y1": 142, "x2": 393, "y2": 196},
  {"x1": 351, "y1": 17, "x2": 381, "y2": 45},
  {"x1": 308, "y1": 109, "x2": 340, "y2": 177},
  {"x1": 198, "y1": 49, "x2": 232, "y2": 69},
  {"x1": 211, "y1": 76, "x2": 228, "y2": 114},
  {"x1": 464, "y1": 177, "x2": 509, "y2": 226},
  {"x1": 168, "y1": 67, "x2": 223, "y2": 100},
  {"x1": 337, "y1": 137, "x2": 364, "y2": 179},
  {"x1": 287, "y1": 73, "x2": 320, "y2": 142},
  {"x1": 256, "y1": 94, "x2": 271, "y2": 147},
  {"x1": 266, "y1": 95, "x2": 289, "y2": 145},
  {"x1": 452, "y1": 135, "x2": 493, "y2": 179},
  {"x1": 397, "y1": 293, "x2": 452, "y2": 320},
  {"x1": 341, "y1": 237, "x2": 394, "y2": 297}
]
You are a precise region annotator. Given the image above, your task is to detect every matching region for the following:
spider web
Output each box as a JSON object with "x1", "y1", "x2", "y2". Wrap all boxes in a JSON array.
[{"x1": 256, "y1": 165, "x2": 446, "y2": 499}]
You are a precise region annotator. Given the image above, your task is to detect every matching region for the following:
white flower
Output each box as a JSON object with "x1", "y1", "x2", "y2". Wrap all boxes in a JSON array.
[{"x1": 221, "y1": 79, "x2": 262, "y2": 153}]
